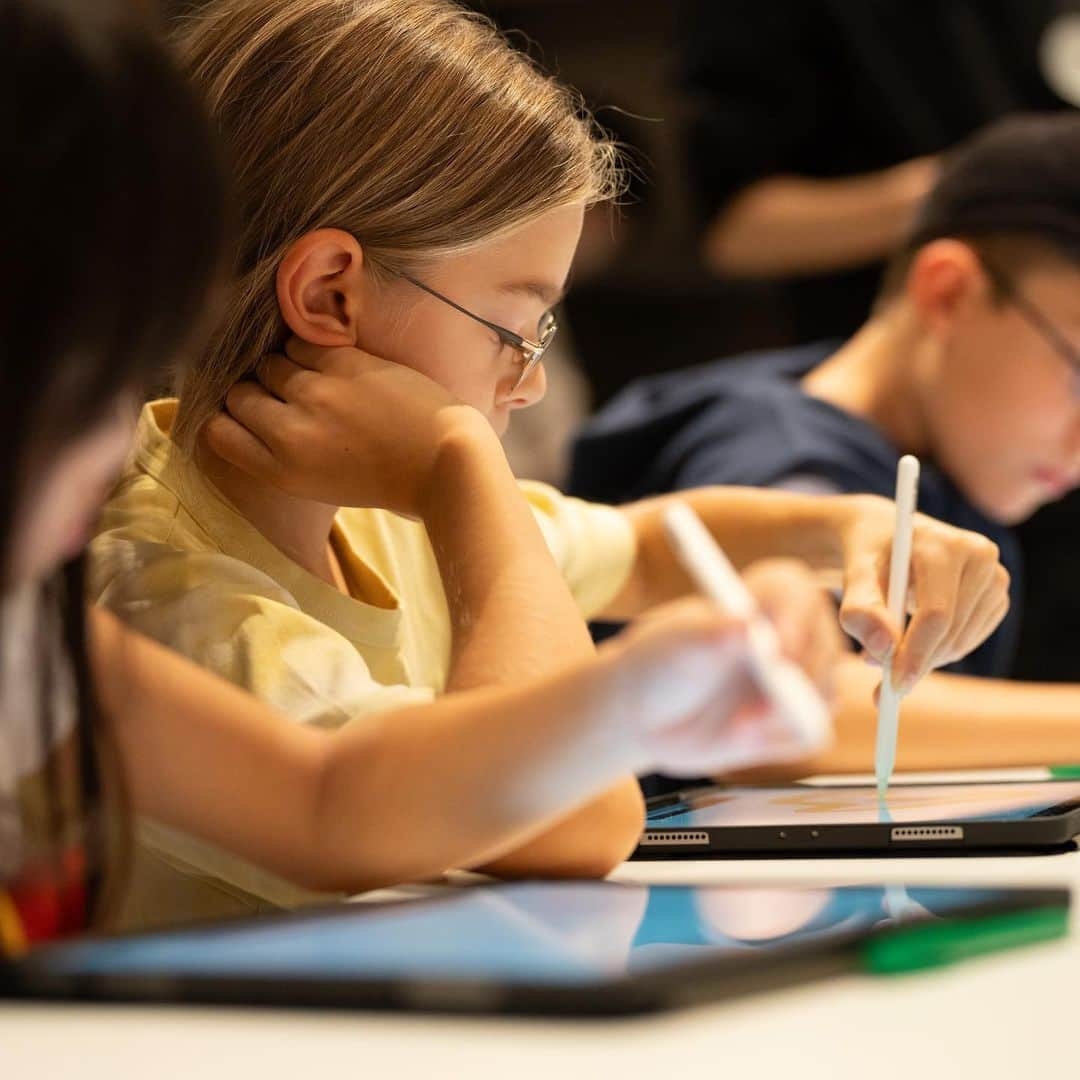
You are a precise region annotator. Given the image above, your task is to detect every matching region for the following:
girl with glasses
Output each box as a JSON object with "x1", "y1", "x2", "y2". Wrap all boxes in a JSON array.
[
  {"x1": 90, "y1": 0, "x2": 1006, "y2": 924},
  {"x1": 2, "y1": 0, "x2": 853, "y2": 947}
]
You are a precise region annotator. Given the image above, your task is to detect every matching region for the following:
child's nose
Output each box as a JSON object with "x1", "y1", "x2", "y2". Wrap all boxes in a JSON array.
[{"x1": 509, "y1": 361, "x2": 547, "y2": 409}]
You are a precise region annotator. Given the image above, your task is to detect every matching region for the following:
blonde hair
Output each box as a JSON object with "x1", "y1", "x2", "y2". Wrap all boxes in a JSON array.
[{"x1": 170, "y1": 0, "x2": 623, "y2": 448}]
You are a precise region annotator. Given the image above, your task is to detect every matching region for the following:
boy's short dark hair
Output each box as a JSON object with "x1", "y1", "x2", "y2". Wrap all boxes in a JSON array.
[{"x1": 877, "y1": 112, "x2": 1080, "y2": 308}]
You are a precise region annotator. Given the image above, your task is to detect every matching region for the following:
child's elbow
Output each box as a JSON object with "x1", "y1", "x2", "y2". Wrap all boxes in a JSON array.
[
  {"x1": 481, "y1": 779, "x2": 645, "y2": 880},
  {"x1": 574, "y1": 779, "x2": 646, "y2": 877}
]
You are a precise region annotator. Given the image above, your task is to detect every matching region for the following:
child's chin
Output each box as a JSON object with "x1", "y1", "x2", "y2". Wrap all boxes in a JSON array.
[
  {"x1": 991, "y1": 491, "x2": 1044, "y2": 527},
  {"x1": 964, "y1": 482, "x2": 1030, "y2": 526}
]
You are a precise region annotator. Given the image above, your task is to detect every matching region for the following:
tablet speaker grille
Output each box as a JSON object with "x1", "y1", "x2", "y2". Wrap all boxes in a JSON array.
[
  {"x1": 890, "y1": 826, "x2": 964, "y2": 842},
  {"x1": 639, "y1": 831, "x2": 710, "y2": 846}
]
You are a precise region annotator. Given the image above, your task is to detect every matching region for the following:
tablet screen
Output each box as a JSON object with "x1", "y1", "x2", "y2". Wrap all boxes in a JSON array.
[
  {"x1": 646, "y1": 781, "x2": 1080, "y2": 829},
  {"x1": 29, "y1": 882, "x2": 1026, "y2": 986}
]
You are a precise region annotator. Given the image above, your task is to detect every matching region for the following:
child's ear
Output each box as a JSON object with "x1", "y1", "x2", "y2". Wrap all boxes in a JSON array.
[
  {"x1": 907, "y1": 239, "x2": 983, "y2": 337},
  {"x1": 276, "y1": 229, "x2": 365, "y2": 346}
]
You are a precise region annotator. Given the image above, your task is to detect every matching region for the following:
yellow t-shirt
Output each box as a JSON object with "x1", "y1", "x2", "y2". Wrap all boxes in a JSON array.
[{"x1": 89, "y1": 401, "x2": 636, "y2": 925}]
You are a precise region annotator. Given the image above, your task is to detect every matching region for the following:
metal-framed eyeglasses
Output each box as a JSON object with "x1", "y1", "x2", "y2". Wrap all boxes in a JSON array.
[
  {"x1": 979, "y1": 256, "x2": 1080, "y2": 395},
  {"x1": 398, "y1": 273, "x2": 558, "y2": 393}
]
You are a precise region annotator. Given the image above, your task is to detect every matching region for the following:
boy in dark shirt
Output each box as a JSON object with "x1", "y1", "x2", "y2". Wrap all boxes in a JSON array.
[{"x1": 572, "y1": 114, "x2": 1080, "y2": 774}]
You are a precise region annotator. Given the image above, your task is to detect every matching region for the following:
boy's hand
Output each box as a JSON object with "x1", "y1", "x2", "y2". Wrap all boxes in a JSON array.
[
  {"x1": 203, "y1": 338, "x2": 498, "y2": 519},
  {"x1": 611, "y1": 561, "x2": 841, "y2": 777},
  {"x1": 835, "y1": 496, "x2": 1010, "y2": 692}
]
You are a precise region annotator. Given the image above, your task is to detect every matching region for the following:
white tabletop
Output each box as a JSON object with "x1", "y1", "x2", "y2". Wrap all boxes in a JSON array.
[{"x1": 5, "y1": 772, "x2": 1078, "y2": 1080}]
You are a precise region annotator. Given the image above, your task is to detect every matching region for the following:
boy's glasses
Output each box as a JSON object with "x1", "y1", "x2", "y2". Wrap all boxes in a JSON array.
[
  {"x1": 398, "y1": 273, "x2": 557, "y2": 392},
  {"x1": 980, "y1": 257, "x2": 1080, "y2": 393}
]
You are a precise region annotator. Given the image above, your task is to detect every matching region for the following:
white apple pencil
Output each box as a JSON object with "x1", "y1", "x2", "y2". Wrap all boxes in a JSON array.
[
  {"x1": 661, "y1": 502, "x2": 831, "y2": 753},
  {"x1": 875, "y1": 455, "x2": 921, "y2": 797}
]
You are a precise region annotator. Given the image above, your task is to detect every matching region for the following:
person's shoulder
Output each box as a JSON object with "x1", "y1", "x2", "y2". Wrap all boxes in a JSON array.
[
  {"x1": 586, "y1": 341, "x2": 834, "y2": 430},
  {"x1": 97, "y1": 472, "x2": 181, "y2": 543},
  {"x1": 668, "y1": 344, "x2": 872, "y2": 468},
  {"x1": 691, "y1": 342, "x2": 833, "y2": 416},
  {"x1": 88, "y1": 529, "x2": 300, "y2": 614},
  {"x1": 89, "y1": 474, "x2": 300, "y2": 615},
  {"x1": 662, "y1": 346, "x2": 903, "y2": 493},
  {"x1": 99, "y1": 422, "x2": 227, "y2": 554},
  {"x1": 514, "y1": 478, "x2": 634, "y2": 553},
  {"x1": 569, "y1": 342, "x2": 838, "y2": 502}
]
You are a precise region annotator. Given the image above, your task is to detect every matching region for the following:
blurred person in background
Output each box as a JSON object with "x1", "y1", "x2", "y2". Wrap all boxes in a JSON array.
[{"x1": 683, "y1": 0, "x2": 1078, "y2": 346}]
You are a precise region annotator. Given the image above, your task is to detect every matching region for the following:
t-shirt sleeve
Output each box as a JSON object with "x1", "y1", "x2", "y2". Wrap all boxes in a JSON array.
[
  {"x1": 680, "y1": 0, "x2": 826, "y2": 216},
  {"x1": 517, "y1": 480, "x2": 638, "y2": 620},
  {"x1": 661, "y1": 386, "x2": 856, "y2": 495},
  {"x1": 770, "y1": 473, "x2": 846, "y2": 497},
  {"x1": 88, "y1": 533, "x2": 434, "y2": 731}
]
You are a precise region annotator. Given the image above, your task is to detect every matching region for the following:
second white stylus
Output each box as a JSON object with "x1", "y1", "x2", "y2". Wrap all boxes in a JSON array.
[{"x1": 662, "y1": 501, "x2": 831, "y2": 754}]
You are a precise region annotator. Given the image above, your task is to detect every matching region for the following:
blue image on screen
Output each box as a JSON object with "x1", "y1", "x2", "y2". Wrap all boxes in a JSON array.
[{"x1": 31, "y1": 883, "x2": 1008, "y2": 987}]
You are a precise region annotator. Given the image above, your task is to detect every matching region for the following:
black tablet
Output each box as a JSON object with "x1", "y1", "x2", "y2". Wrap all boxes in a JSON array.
[
  {"x1": 1, "y1": 881, "x2": 1067, "y2": 1016},
  {"x1": 636, "y1": 780, "x2": 1080, "y2": 858}
]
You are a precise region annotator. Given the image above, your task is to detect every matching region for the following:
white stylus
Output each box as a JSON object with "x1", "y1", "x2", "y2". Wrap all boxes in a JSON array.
[
  {"x1": 662, "y1": 502, "x2": 831, "y2": 752},
  {"x1": 874, "y1": 455, "x2": 921, "y2": 796}
]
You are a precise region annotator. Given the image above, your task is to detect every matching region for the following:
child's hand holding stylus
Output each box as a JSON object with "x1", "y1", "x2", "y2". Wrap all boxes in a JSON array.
[{"x1": 833, "y1": 492, "x2": 1010, "y2": 696}]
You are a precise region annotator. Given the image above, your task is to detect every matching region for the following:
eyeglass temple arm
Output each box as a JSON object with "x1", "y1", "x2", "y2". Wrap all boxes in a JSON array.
[
  {"x1": 399, "y1": 272, "x2": 530, "y2": 349},
  {"x1": 982, "y1": 259, "x2": 1080, "y2": 366}
]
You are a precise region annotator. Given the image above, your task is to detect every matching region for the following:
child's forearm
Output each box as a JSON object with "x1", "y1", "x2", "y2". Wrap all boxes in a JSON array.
[
  {"x1": 96, "y1": 609, "x2": 644, "y2": 894},
  {"x1": 309, "y1": 668, "x2": 646, "y2": 890},
  {"x1": 421, "y1": 423, "x2": 643, "y2": 874},
  {"x1": 609, "y1": 487, "x2": 850, "y2": 617},
  {"x1": 820, "y1": 657, "x2": 1080, "y2": 773},
  {"x1": 422, "y1": 414, "x2": 596, "y2": 692}
]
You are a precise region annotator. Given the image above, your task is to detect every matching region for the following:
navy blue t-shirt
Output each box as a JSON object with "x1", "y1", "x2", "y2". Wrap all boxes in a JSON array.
[{"x1": 569, "y1": 342, "x2": 1022, "y2": 679}]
